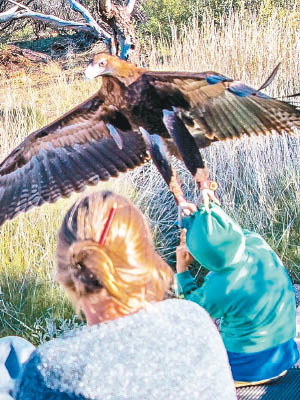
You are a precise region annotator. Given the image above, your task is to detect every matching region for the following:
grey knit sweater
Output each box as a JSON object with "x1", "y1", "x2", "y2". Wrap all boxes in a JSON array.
[{"x1": 17, "y1": 299, "x2": 236, "y2": 400}]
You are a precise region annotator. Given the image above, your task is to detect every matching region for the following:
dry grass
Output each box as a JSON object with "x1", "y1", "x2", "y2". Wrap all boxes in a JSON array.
[
  {"x1": 0, "y1": 6, "x2": 299, "y2": 343},
  {"x1": 142, "y1": 9, "x2": 300, "y2": 97}
]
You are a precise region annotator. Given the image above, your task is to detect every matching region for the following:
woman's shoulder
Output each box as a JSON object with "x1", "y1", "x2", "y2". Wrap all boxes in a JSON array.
[
  {"x1": 155, "y1": 298, "x2": 213, "y2": 320},
  {"x1": 151, "y1": 299, "x2": 220, "y2": 338}
]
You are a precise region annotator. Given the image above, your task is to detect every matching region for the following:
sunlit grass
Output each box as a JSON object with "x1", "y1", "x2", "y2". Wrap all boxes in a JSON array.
[{"x1": 0, "y1": 6, "x2": 299, "y2": 343}]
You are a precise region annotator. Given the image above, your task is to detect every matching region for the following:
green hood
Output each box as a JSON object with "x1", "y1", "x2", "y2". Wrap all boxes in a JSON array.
[
  {"x1": 177, "y1": 203, "x2": 297, "y2": 353},
  {"x1": 182, "y1": 204, "x2": 247, "y2": 271}
]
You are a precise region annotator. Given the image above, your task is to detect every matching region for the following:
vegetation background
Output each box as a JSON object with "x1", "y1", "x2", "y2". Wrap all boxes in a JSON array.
[{"x1": 0, "y1": 0, "x2": 299, "y2": 344}]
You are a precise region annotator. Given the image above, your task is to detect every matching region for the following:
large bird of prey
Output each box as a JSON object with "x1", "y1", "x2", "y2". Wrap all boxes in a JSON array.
[{"x1": 0, "y1": 54, "x2": 299, "y2": 225}]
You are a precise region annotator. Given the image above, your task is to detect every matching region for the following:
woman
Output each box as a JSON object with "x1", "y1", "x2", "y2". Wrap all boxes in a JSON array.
[
  {"x1": 16, "y1": 191, "x2": 236, "y2": 400},
  {"x1": 176, "y1": 203, "x2": 299, "y2": 387}
]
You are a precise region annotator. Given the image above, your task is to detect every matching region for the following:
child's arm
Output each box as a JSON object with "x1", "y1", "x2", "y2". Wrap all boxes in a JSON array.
[
  {"x1": 175, "y1": 229, "x2": 200, "y2": 294},
  {"x1": 176, "y1": 229, "x2": 194, "y2": 274},
  {"x1": 175, "y1": 229, "x2": 224, "y2": 319}
]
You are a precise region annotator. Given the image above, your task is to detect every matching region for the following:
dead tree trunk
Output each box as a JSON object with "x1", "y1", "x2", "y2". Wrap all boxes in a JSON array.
[{"x1": 97, "y1": 0, "x2": 137, "y2": 60}]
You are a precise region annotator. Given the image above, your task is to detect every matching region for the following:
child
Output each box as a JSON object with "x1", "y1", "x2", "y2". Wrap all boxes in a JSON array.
[{"x1": 176, "y1": 203, "x2": 299, "y2": 387}]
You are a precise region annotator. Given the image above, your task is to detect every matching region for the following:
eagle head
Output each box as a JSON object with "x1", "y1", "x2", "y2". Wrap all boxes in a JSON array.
[{"x1": 85, "y1": 53, "x2": 143, "y2": 84}]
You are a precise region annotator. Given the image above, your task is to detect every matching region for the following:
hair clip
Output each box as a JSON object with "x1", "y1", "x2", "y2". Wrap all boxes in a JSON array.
[{"x1": 98, "y1": 203, "x2": 117, "y2": 246}]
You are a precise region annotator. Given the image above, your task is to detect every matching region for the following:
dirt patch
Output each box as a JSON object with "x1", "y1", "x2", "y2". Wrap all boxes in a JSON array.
[{"x1": 0, "y1": 45, "x2": 51, "y2": 77}]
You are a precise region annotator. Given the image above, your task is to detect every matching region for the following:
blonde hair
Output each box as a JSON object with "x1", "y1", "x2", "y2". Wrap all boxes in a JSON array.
[{"x1": 56, "y1": 191, "x2": 173, "y2": 319}]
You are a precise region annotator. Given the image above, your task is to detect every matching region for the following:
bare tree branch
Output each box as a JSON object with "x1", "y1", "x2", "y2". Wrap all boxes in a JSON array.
[
  {"x1": 66, "y1": 0, "x2": 110, "y2": 38},
  {"x1": 101, "y1": 0, "x2": 112, "y2": 15},
  {"x1": 0, "y1": 0, "x2": 111, "y2": 39},
  {"x1": 0, "y1": 4, "x2": 19, "y2": 22},
  {"x1": 7, "y1": 0, "x2": 30, "y2": 11},
  {"x1": 125, "y1": 0, "x2": 136, "y2": 16},
  {"x1": 0, "y1": 9, "x2": 96, "y2": 34}
]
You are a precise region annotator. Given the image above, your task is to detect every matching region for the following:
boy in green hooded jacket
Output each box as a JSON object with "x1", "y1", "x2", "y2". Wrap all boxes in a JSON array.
[{"x1": 175, "y1": 203, "x2": 299, "y2": 386}]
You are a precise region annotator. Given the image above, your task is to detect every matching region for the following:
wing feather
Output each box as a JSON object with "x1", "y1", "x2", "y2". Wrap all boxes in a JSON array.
[
  {"x1": 6, "y1": 176, "x2": 20, "y2": 220},
  {"x1": 222, "y1": 95, "x2": 263, "y2": 137},
  {"x1": 206, "y1": 99, "x2": 239, "y2": 139},
  {"x1": 80, "y1": 145, "x2": 111, "y2": 181},
  {"x1": 41, "y1": 151, "x2": 67, "y2": 203},
  {"x1": 36, "y1": 150, "x2": 59, "y2": 202},
  {"x1": 51, "y1": 150, "x2": 79, "y2": 194},
  {"x1": 98, "y1": 142, "x2": 129, "y2": 173},
  {"x1": 216, "y1": 97, "x2": 248, "y2": 138},
  {"x1": 100, "y1": 141, "x2": 135, "y2": 169},
  {"x1": 47, "y1": 151, "x2": 76, "y2": 198}
]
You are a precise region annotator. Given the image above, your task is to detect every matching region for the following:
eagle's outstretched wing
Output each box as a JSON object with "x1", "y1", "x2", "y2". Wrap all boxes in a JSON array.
[
  {"x1": 0, "y1": 93, "x2": 149, "y2": 226},
  {"x1": 141, "y1": 70, "x2": 300, "y2": 142},
  {"x1": 1, "y1": 54, "x2": 299, "y2": 226}
]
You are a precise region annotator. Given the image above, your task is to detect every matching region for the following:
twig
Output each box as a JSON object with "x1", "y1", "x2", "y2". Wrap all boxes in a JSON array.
[{"x1": 126, "y1": 0, "x2": 137, "y2": 15}]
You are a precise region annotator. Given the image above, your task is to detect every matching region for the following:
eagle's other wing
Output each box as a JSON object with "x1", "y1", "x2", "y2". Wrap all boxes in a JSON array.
[
  {"x1": 0, "y1": 93, "x2": 149, "y2": 225},
  {"x1": 143, "y1": 70, "x2": 300, "y2": 142}
]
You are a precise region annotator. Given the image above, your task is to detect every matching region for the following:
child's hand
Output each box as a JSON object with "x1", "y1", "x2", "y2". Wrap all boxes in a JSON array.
[{"x1": 176, "y1": 229, "x2": 194, "y2": 273}]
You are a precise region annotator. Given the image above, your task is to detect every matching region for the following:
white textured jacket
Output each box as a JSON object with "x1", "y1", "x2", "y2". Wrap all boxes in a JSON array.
[{"x1": 17, "y1": 299, "x2": 236, "y2": 400}]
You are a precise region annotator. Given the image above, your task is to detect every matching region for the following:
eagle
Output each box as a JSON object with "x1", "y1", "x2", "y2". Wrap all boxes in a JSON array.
[{"x1": 0, "y1": 54, "x2": 299, "y2": 226}]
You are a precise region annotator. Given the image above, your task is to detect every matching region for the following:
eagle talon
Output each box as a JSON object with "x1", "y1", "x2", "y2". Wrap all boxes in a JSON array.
[
  {"x1": 201, "y1": 185, "x2": 221, "y2": 212},
  {"x1": 177, "y1": 202, "x2": 198, "y2": 227}
]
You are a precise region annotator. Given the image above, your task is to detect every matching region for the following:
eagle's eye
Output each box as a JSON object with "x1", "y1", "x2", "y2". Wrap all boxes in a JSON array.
[{"x1": 98, "y1": 60, "x2": 106, "y2": 67}]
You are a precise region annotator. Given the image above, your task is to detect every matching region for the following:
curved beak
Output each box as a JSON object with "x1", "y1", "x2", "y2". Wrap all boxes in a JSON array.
[{"x1": 85, "y1": 63, "x2": 104, "y2": 81}]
